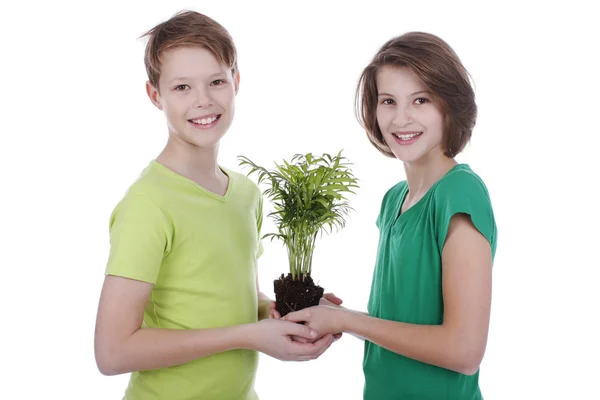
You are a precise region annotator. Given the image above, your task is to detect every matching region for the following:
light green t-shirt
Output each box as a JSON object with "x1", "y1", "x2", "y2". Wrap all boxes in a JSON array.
[
  {"x1": 364, "y1": 164, "x2": 497, "y2": 400},
  {"x1": 105, "y1": 160, "x2": 264, "y2": 400}
]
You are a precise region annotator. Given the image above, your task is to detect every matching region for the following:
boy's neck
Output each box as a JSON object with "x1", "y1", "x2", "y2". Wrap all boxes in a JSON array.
[{"x1": 156, "y1": 139, "x2": 224, "y2": 182}]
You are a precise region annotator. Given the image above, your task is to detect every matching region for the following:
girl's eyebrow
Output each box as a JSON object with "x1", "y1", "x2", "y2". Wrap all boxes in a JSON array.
[{"x1": 377, "y1": 90, "x2": 431, "y2": 97}]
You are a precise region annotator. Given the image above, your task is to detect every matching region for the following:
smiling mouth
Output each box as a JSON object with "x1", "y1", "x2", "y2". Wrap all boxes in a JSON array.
[
  {"x1": 392, "y1": 132, "x2": 423, "y2": 141},
  {"x1": 188, "y1": 115, "x2": 221, "y2": 125}
]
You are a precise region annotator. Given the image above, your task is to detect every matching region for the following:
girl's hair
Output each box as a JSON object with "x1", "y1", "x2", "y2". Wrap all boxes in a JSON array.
[{"x1": 356, "y1": 32, "x2": 477, "y2": 158}]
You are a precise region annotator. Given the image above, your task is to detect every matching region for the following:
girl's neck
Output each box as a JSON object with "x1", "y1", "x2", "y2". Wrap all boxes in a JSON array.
[{"x1": 402, "y1": 154, "x2": 457, "y2": 207}]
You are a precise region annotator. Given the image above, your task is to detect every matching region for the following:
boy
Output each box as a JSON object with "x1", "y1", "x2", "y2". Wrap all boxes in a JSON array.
[{"x1": 94, "y1": 10, "x2": 335, "y2": 400}]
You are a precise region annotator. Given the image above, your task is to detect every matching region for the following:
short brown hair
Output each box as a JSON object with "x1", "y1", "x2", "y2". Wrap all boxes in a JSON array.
[
  {"x1": 356, "y1": 32, "x2": 477, "y2": 158},
  {"x1": 141, "y1": 10, "x2": 238, "y2": 91}
]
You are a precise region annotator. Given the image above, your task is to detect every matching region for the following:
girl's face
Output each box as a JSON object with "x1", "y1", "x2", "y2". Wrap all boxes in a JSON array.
[{"x1": 376, "y1": 66, "x2": 446, "y2": 165}]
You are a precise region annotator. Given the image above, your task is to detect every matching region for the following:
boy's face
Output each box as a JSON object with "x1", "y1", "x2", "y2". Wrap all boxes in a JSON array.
[
  {"x1": 147, "y1": 46, "x2": 239, "y2": 150},
  {"x1": 376, "y1": 66, "x2": 445, "y2": 164}
]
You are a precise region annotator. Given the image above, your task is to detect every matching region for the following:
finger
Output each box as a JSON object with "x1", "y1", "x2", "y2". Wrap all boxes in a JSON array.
[
  {"x1": 295, "y1": 334, "x2": 335, "y2": 361},
  {"x1": 291, "y1": 335, "x2": 313, "y2": 344},
  {"x1": 334, "y1": 332, "x2": 343, "y2": 340},
  {"x1": 271, "y1": 310, "x2": 281, "y2": 319},
  {"x1": 285, "y1": 320, "x2": 317, "y2": 339},
  {"x1": 324, "y1": 292, "x2": 343, "y2": 305},
  {"x1": 282, "y1": 309, "x2": 310, "y2": 323},
  {"x1": 313, "y1": 334, "x2": 335, "y2": 358}
]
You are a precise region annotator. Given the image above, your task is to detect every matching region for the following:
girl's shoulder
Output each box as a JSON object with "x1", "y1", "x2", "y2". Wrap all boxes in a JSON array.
[{"x1": 434, "y1": 164, "x2": 492, "y2": 202}]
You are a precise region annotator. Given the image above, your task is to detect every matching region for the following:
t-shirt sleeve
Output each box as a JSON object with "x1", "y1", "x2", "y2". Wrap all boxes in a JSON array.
[
  {"x1": 256, "y1": 191, "x2": 265, "y2": 259},
  {"x1": 434, "y1": 172, "x2": 496, "y2": 254},
  {"x1": 105, "y1": 192, "x2": 172, "y2": 284}
]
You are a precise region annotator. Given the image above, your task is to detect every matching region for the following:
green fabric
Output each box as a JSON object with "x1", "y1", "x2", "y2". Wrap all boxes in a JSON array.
[
  {"x1": 364, "y1": 164, "x2": 497, "y2": 400},
  {"x1": 106, "y1": 160, "x2": 263, "y2": 400}
]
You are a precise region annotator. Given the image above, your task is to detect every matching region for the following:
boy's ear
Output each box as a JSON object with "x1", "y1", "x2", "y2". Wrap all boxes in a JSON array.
[
  {"x1": 146, "y1": 81, "x2": 163, "y2": 110},
  {"x1": 234, "y1": 72, "x2": 240, "y2": 95}
]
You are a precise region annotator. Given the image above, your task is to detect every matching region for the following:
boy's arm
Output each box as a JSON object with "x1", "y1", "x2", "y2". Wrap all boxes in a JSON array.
[
  {"x1": 256, "y1": 274, "x2": 278, "y2": 320},
  {"x1": 258, "y1": 291, "x2": 275, "y2": 320},
  {"x1": 94, "y1": 275, "x2": 334, "y2": 376}
]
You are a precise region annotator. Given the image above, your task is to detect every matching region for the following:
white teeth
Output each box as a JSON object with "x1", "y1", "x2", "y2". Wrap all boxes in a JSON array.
[
  {"x1": 192, "y1": 116, "x2": 218, "y2": 125},
  {"x1": 394, "y1": 132, "x2": 421, "y2": 140}
]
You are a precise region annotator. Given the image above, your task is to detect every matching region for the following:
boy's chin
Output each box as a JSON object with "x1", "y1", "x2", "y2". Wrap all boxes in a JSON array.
[{"x1": 183, "y1": 132, "x2": 226, "y2": 149}]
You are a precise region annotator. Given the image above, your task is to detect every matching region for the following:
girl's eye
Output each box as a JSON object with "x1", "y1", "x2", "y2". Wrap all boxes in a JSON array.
[
  {"x1": 211, "y1": 79, "x2": 225, "y2": 86},
  {"x1": 174, "y1": 85, "x2": 189, "y2": 91},
  {"x1": 415, "y1": 98, "x2": 429, "y2": 105},
  {"x1": 381, "y1": 98, "x2": 395, "y2": 105}
]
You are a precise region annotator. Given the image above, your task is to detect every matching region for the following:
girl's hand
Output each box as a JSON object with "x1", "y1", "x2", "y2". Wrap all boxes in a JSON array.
[
  {"x1": 289, "y1": 293, "x2": 345, "y2": 342},
  {"x1": 320, "y1": 292, "x2": 343, "y2": 308},
  {"x1": 284, "y1": 305, "x2": 345, "y2": 340}
]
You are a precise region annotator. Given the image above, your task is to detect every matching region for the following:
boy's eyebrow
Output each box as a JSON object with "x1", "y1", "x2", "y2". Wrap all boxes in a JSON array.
[
  {"x1": 168, "y1": 73, "x2": 228, "y2": 84},
  {"x1": 169, "y1": 77, "x2": 190, "y2": 84}
]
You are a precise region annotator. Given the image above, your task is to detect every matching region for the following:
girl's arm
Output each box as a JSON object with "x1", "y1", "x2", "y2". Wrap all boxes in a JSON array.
[
  {"x1": 284, "y1": 213, "x2": 492, "y2": 375},
  {"x1": 94, "y1": 275, "x2": 334, "y2": 376}
]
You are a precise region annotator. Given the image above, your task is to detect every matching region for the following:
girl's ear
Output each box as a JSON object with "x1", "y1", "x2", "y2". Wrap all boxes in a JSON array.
[{"x1": 234, "y1": 72, "x2": 241, "y2": 95}]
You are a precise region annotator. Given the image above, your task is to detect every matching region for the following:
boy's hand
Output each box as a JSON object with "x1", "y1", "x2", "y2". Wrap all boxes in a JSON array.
[
  {"x1": 248, "y1": 319, "x2": 335, "y2": 361},
  {"x1": 268, "y1": 301, "x2": 281, "y2": 319},
  {"x1": 258, "y1": 297, "x2": 280, "y2": 320}
]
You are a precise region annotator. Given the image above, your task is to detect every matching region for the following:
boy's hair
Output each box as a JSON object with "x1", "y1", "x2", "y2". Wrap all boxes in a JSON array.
[
  {"x1": 141, "y1": 10, "x2": 238, "y2": 92},
  {"x1": 356, "y1": 32, "x2": 477, "y2": 158}
]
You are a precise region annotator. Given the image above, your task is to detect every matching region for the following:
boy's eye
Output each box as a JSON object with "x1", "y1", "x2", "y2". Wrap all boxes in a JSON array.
[
  {"x1": 174, "y1": 84, "x2": 189, "y2": 91},
  {"x1": 415, "y1": 98, "x2": 429, "y2": 105},
  {"x1": 211, "y1": 79, "x2": 225, "y2": 86}
]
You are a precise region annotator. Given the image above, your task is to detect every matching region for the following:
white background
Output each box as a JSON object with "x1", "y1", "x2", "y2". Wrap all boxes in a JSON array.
[{"x1": 2, "y1": 0, "x2": 599, "y2": 399}]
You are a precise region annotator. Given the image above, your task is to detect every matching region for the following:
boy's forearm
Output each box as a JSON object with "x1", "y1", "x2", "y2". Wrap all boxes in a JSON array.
[
  {"x1": 341, "y1": 311, "x2": 480, "y2": 375},
  {"x1": 98, "y1": 324, "x2": 255, "y2": 376}
]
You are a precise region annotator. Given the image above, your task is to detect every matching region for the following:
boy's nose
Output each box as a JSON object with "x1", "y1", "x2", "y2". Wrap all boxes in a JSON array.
[{"x1": 192, "y1": 90, "x2": 212, "y2": 108}]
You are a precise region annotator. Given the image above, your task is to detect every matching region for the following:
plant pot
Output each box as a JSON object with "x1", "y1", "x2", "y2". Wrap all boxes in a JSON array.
[{"x1": 273, "y1": 273, "x2": 324, "y2": 317}]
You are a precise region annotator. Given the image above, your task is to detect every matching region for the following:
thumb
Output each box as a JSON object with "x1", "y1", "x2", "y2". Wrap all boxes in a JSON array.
[{"x1": 324, "y1": 292, "x2": 343, "y2": 305}]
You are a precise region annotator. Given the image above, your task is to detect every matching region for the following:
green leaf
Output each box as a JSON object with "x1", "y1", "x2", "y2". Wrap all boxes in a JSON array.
[{"x1": 238, "y1": 150, "x2": 360, "y2": 281}]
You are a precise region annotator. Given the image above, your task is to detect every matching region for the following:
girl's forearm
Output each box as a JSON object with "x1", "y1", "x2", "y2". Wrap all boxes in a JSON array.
[{"x1": 340, "y1": 310, "x2": 481, "y2": 375}]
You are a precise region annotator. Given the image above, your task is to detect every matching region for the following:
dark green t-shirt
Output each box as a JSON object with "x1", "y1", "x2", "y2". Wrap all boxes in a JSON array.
[{"x1": 364, "y1": 164, "x2": 497, "y2": 400}]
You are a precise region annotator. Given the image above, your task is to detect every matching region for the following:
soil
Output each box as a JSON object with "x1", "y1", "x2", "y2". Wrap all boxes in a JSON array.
[{"x1": 273, "y1": 273, "x2": 324, "y2": 317}]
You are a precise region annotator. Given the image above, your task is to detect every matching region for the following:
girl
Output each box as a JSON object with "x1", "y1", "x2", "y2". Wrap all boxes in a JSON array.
[{"x1": 284, "y1": 32, "x2": 497, "y2": 399}]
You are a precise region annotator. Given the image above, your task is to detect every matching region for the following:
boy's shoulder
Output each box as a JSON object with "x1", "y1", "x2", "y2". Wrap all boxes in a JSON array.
[
  {"x1": 111, "y1": 162, "x2": 170, "y2": 213},
  {"x1": 125, "y1": 162, "x2": 165, "y2": 198}
]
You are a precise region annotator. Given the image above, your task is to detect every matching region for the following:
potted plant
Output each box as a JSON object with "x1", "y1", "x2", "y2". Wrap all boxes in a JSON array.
[{"x1": 238, "y1": 151, "x2": 359, "y2": 317}]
